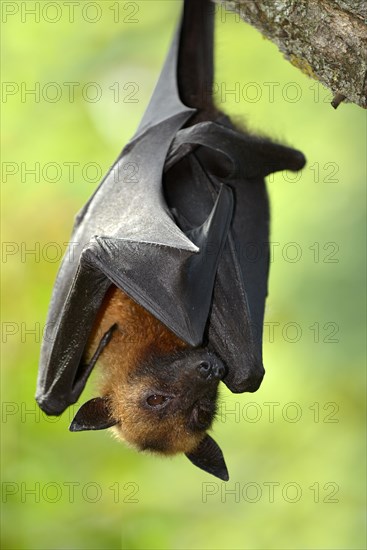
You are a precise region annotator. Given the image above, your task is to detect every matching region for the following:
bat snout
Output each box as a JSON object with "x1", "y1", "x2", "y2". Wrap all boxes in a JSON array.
[{"x1": 198, "y1": 360, "x2": 226, "y2": 381}]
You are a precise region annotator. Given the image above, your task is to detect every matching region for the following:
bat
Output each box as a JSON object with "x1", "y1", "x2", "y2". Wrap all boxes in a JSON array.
[{"x1": 36, "y1": 0, "x2": 306, "y2": 480}]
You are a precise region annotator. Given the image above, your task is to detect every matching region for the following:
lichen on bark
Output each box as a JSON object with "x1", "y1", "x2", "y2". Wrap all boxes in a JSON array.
[{"x1": 218, "y1": 0, "x2": 367, "y2": 109}]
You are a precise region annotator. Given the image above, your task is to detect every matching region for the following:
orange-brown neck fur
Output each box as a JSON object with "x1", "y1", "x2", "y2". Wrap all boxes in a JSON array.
[
  {"x1": 87, "y1": 285, "x2": 187, "y2": 378},
  {"x1": 86, "y1": 285, "x2": 205, "y2": 455}
]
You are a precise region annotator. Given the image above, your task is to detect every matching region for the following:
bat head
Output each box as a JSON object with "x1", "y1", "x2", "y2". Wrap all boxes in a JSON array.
[{"x1": 70, "y1": 347, "x2": 229, "y2": 481}]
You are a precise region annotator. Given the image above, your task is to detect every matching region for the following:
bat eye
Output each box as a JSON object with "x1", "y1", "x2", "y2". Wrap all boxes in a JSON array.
[{"x1": 146, "y1": 394, "x2": 170, "y2": 407}]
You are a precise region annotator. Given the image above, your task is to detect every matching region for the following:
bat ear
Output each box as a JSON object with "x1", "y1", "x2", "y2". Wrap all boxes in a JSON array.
[
  {"x1": 185, "y1": 434, "x2": 229, "y2": 481},
  {"x1": 69, "y1": 397, "x2": 117, "y2": 432}
]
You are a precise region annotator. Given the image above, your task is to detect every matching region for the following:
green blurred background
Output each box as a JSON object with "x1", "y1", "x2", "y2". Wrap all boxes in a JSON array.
[{"x1": 1, "y1": 1, "x2": 366, "y2": 549}]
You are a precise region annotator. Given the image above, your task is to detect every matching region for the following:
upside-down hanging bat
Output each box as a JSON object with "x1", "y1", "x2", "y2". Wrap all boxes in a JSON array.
[{"x1": 36, "y1": 0, "x2": 305, "y2": 481}]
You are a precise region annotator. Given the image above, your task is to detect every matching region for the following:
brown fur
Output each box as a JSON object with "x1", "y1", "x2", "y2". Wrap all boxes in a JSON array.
[{"x1": 86, "y1": 285, "x2": 204, "y2": 455}]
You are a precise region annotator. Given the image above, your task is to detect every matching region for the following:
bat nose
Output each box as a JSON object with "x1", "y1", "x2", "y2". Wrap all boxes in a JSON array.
[{"x1": 198, "y1": 361, "x2": 226, "y2": 380}]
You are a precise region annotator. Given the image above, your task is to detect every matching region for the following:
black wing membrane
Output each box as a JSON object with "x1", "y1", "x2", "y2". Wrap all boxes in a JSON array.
[
  {"x1": 37, "y1": 0, "x2": 305, "y2": 415},
  {"x1": 36, "y1": 0, "x2": 230, "y2": 414},
  {"x1": 165, "y1": 121, "x2": 305, "y2": 392}
]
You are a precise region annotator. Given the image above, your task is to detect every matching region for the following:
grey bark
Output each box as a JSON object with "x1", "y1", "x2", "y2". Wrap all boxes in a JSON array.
[{"x1": 217, "y1": 0, "x2": 367, "y2": 109}]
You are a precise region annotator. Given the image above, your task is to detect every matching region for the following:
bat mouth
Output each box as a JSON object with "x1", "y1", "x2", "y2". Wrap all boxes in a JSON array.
[{"x1": 189, "y1": 409, "x2": 213, "y2": 431}]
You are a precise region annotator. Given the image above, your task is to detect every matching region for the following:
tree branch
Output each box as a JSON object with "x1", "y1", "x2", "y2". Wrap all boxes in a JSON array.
[{"x1": 217, "y1": 0, "x2": 367, "y2": 109}]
